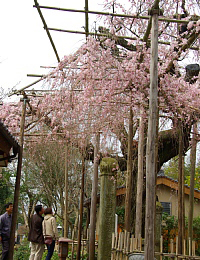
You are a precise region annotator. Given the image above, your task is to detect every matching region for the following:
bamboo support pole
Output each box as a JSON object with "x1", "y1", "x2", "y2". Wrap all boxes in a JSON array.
[
  {"x1": 176, "y1": 236, "x2": 178, "y2": 256},
  {"x1": 34, "y1": 0, "x2": 60, "y2": 62},
  {"x1": 127, "y1": 232, "x2": 130, "y2": 254},
  {"x1": 26, "y1": 73, "x2": 136, "y2": 82},
  {"x1": 76, "y1": 156, "x2": 85, "y2": 260},
  {"x1": 143, "y1": 16, "x2": 152, "y2": 42},
  {"x1": 139, "y1": 234, "x2": 142, "y2": 251},
  {"x1": 124, "y1": 107, "x2": 133, "y2": 232},
  {"x1": 115, "y1": 233, "x2": 118, "y2": 249},
  {"x1": 111, "y1": 233, "x2": 115, "y2": 260},
  {"x1": 130, "y1": 235, "x2": 134, "y2": 252},
  {"x1": 178, "y1": 123, "x2": 184, "y2": 254},
  {"x1": 116, "y1": 234, "x2": 120, "y2": 260},
  {"x1": 134, "y1": 237, "x2": 137, "y2": 251},
  {"x1": 64, "y1": 145, "x2": 69, "y2": 237},
  {"x1": 48, "y1": 27, "x2": 138, "y2": 40},
  {"x1": 85, "y1": 0, "x2": 89, "y2": 38},
  {"x1": 81, "y1": 234, "x2": 84, "y2": 258},
  {"x1": 192, "y1": 241, "x2": 195, "y2": 256},
  {"x1": 183, "y1": 239, "x2": 186, "y2": 256},
  {"x1": 8, "y1": 78, "x2": 44, "y2": 97},
  {"x1": 170, "y1": 239, "x2": 174, "y2": 254},
  {"x1": 33, "y1": 5, "x2": 198, "y2": 24},
  {"x1": 123, "y1": 231, "x2": 127, "y2": 254},
  {"x1": 188, "y1": 238, "x2": 191, "y2": 256},
  {"x1": 89, "y1": 132, "x2": 100, "y2": 260},
  {"x1": 71, "y1": 228, "x2": 75, "y2": 259},
  {"x1": 112, "y1": 233, "x2": 115, "y2": 249},
  {"x1": 188, "y1": 123, "x2": 197, "y2": 255},
  {"x1": 135, "y1": 106, "x2": 145, "y2": 240},
  {"x1": 119, "y1": 232, "x2": 123, "y2": 260},
  {"x1": 117, "y1": 232, "x2": 121, "y2": 251},
  {"x1": 21, "y1": 89, "x2": 54, "y2": 92},
  {"x1": 47, "y1": 27, "x2": 199, "y2": 50}
]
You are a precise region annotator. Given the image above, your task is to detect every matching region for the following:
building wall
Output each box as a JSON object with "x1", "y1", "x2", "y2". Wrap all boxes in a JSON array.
[
  {"x1": 156, "y1": 184, "x2": 200, "y2": 218},
  {"x1": 95, "y1": 183, "x2": 200, "y2": 238}
]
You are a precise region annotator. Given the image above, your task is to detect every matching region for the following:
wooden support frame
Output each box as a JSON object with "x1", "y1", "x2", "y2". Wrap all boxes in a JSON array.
[{"x1": 6, "y1": 2, "x2": 199, "y2": 260}]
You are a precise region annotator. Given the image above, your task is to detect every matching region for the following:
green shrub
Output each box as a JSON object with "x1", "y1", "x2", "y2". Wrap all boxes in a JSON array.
[
  {"x1": 13, "y1": 242, "x2": 60, "y2": 260},
  {"x1": 42, "y1": 250, "x2": 59, "y2": 260},
  {"x1": 161, "y1": 213, "x2": 200, "y2": 255},
  {"x1": 14, "y1": 243, "x2": 30, "y2": 260}
]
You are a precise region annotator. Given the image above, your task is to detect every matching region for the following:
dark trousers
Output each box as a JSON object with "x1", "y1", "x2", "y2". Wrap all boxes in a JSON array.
[
  {"x1": 1, "y1": 240, "x2": 9, "y2": 260},
  {"x1": 46, "y1": 240, "x2": 55, "y2": 260}
]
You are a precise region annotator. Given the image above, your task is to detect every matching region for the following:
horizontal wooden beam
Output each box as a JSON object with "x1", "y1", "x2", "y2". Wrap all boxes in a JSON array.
[
  {"x1": 47, "y1": 27, "x2": 199, "y2": 50},
  {"x1": 33, "y1": 5, "x2": 198, "y2": 24}
]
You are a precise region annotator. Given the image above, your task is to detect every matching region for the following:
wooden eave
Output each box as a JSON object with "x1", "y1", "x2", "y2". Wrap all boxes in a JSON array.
[
  {"x1": 157, "y1": 175, "x2": 200, "y2": 200},
  {"x1": 0, "y1": 121, "x2": 20, "y2": 166}
]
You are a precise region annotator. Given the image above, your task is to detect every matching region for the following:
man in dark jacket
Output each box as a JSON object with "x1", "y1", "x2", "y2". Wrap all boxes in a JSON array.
[
  {"x1": 0, "y1": 202, "x2": 13, "y2": 260},
  {"x1": 28, "y1": 205, "x2": 45, "y2": 260}
]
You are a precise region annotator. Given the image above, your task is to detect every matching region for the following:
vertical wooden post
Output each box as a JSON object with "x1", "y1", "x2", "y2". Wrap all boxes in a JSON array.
[
  {"x1": 89, "y1": 132, "x2": 100, "y2": 260},
  {"x1": 64, "y1": 145, "x2": 69, "y2": 237},
  {"x1": 170, "y1": 239, "x2": 174, "y2": 254},
  {"x1": 182, "y1": 156, "x2": 185, "y2": 243},
  {"x1": 176, "y1": 236, "x2": 178, "y2": 256},
  {"x1": 85, "y1": 0, "x2": 89, "y2": 38},
  {"x1": 124, "y1": 107, "x2": 133, "y2": 232},
  {"x1": 144, "y1": 1, "x2": 159, "y2": 259},
  {"x1": 188, "y1": 123, "x2": 197, "y2": 253},
  {"x1": 71, "y1": 229, "x2": 75, "y2": 260},
  {"x1": 135, "y1": 106, "x2": 145, "y2": 239},
  {"x1": 76, "y1": 156, "x2": 85, "y2": 260},
  {"x1": 8, "y1": 95, "x2": 27, "y2": 259},
  {"x1": 178, "y1": 122, "x2": 183, "y2": 254}
]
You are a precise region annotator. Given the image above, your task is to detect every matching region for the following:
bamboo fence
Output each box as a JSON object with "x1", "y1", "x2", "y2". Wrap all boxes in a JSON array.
[
  {"x1": 58, "y1": 229, "x2": 200, "y2": 260},
  {"x1": 111, "y1": 232, "x2": 200, "y2": 260}
]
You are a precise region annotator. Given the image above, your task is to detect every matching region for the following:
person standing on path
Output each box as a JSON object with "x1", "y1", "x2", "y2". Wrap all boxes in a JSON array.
[
  {"x1": 0, "y1": 203, "x2": 13, "y2": 260},
  {"x1": 42, "y1": 207, "x2": 59, "y2": 260},
  {"x1": 28, "y1": 205, "x2": 45, "y2": 260}
]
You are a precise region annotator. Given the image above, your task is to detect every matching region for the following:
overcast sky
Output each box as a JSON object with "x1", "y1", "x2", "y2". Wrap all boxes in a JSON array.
[{"x1": 0, "y1": 0, "x2": 104, "y2": 101}]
